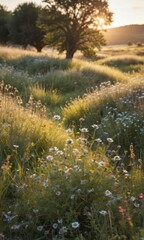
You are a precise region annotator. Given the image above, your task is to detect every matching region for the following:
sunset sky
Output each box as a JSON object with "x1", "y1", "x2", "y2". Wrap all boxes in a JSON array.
[{"x1": 0, "y1": 0, "x2": 144, "y2": 27}]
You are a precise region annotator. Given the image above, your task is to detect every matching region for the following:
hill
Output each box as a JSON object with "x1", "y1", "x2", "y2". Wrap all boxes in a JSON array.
[{"x1": 104, "y1": 24, "x2": 144, "y2": 45}]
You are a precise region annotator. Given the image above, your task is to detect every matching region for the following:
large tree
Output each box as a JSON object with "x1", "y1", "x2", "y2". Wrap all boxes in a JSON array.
[
  {"x1": 9, "y1": 2, "x2": 45, "y2": 52},
  {"x1": 39, "y1": 0, "x2": 112, "y2": 59},
  {"x1": 0, "y1": 5, "x2": 11, "y2": 44}
]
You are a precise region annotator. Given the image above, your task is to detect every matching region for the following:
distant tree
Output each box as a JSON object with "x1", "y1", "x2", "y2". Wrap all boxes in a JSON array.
[
  {"x1": 137, "y1": 42, "x2": 143, "y2": 47},
  {"x1": 39, "y1": 0, "x2": 112, "y2": 59},
  {"x1": 9, "y1": 2, "x2": 45, "y2": 52},
  {"x1": 127, "y1": 41, "x2": 133, "y2": 46},
  {"x1": 0, "y1": 5, "x2": 11, "y2": 44}
]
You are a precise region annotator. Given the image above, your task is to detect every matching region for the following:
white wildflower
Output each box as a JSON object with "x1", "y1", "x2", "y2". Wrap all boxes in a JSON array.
[
  {"x1": 46, "y1": 155, "x2": 53, "y2": 161},
  {"x1": 71, "y1": 222, "x2": 80, "y2": 229},
  {"x1": 97, "y1": 161, "x2": 105, "y2": 167},
  {"x1": 37, "y1": 225, "x2": 43, "y2": 231},
  {"x1": 91, "y1": 124, "x2": 99, "y2": 129},
  {"x1": 66, "y1": 138, "x2": 73, "y2": 144},
  {"x1": 79, "y1": 128, "x2": 88, "y2": 133},
  {"x1": 53, "y1": 223, "x2": 58, "y2": 229},
  {"x1": 105, "y1": 190, "x2": 112, "y2": 197},
  {"x1": 56, "y1": 191, "x2": 61, "y2": 196},
  {"x1": 66, "y1": 128, "x2": 72, "y2": 133},
  {"x1": 95, "y1": 138, "x2": 102, "y2": 143},
  {"x1": 13, "y1": 145, "x2": 19, "y2": 148},
  {"x1": 53, "y1": 115, "x2": 61, "y2": 121},
  {"x1": 107, "y1": 138, "x2": 114, "y2": 143},
  {"x1": 59, "y1": 226, "x2": 67, "y2": 234},
  {"x1": 99, "y1": 210, "x2": 108, "y2": 216},
  {"x1": 112, "y1": 156, "x2": 121, "y2": 161}
]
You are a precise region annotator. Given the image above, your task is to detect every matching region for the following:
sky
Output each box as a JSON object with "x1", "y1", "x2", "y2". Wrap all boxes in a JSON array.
[{"x1": 0, "y1": 0, "x2": 144, "y2": 27}]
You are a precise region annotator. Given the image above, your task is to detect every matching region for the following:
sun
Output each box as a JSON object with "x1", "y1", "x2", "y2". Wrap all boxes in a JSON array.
[
  {"x1": 97, "y1": 17, "x2": 108, "y2": 29},
  {"x1": 89, "y1": 17, "x2": 108, "y2": 30}
]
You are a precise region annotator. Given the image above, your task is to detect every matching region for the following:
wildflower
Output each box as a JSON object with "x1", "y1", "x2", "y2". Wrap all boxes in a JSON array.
[
  {"x1": 3, "y1": 123, "x2": 10, "y2": 128},
  {"x1": 44, "y1": 230, "x2": 49, "y2": 235},
  {"x1": 46, "y1": 155, "x2": 53, "y2": 161},
  {"x1": 53, "y1": 223, "x2": 58, "y2": 229},
  {"x1": 139, "y1": 193, "x2": 144, "y2": 199},
  {"x1": 73, "y1": 148, "x2": 79, "y2": 154},
  {"x1": 66, "y1": 138, "x2": 73, "y2": 144},
  {"x1": 107, "y1": 138, "x2": 114, "y2": 143},
  {"x1": 97, "y1": 161, "x2": 105, "y2": 167},
  {"x1": 3, "y1": 213, "x2": 17, "y2": 222},
  {"x1": 13, "y1": 144, "x2": 19, "y2": 148},
  {"x1": 80, "y1": 180, "x2": 87, "y2": 185},
  {"x1": 56, "y1": 191, "x2": 61, "y2": 196},
  {"x1": 130, "y1": 196, "x2": 136, "y2": 202},
  {"x1": 87, "y1": 188, "x2": 94, "y2": 193},
  {"x1": 133, "y1": 201, "x2": 140, "y2": 208},
  {"x1": 72, "y1": 221, "x2": 80, "y2": 229},
  {"x1": 76, "y1": 188, "x2": 81, "y2": 193},
  {"x1": 105, "y1": 190, "x2": 112, "y2": 197},
  {"x1": 11, "y1": 225, "x2": 20, "y2": 230},
  {"x1": 0, "y1": 233, "x2": 4, "y2": 238},
  {"x1": 70, "y1": 194, "x2": 75, "y2": 199},
  {"x1": 95, "y1": 138, "x2": 102, "y2": 143},
  {"x1": 79, "y1": 117, "x2": 85, "y2": 122},
  {"x1": 42, "y1": 179, "x2": 48, "y2": 188},
  {"x1": 66, "y1": 128, "x2": 72, "y2": 133},
  {"x1": 78, "y1": 138, "x2": 87, "y2": 143},
  {"x1": 59, "y1": 226, "x2": 67, "y2": 234},
  {"x1": 58, "y1": 219, "x2": 63, "y2": 224},
  {"x1": 79, "y1": 128, "x2": 88, "y2": 133},
  {"x1": 33, "y1": 209, "x2": 39, "y2": 214},
  {"x1": 91, "y1": 124, "x2": 99, "y2": 129},
  {"x1": 53, "y1": 115, "x2": 61, "y2": 121},
  {"x1": 99, "y1": 210, "x2": 108, "y2": 216},
  {"x1": 56, "y1": 150, "x2": 64, "y2": 155},
  {"x1": 73, "y1": 165, "x2": 79, "y2": 169},
  {"x1": 37, "y1": 226, "x2": 43, "y2": 231},
  {"x1": 112, "y1": 155, "x2": 121, "y2": 161},
  {"x1": 49, "y1": 147, "x2": 54, "y2": 152}
]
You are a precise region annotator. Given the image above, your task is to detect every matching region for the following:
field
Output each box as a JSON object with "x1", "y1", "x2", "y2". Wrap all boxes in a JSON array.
[{"x1": 0, "y1": 44, "x2": 144, "y2": 240}]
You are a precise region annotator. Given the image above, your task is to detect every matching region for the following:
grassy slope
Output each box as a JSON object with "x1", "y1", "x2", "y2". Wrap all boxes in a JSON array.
[{"x1": 0, "y1": 45, "x2": 144, "y2": 239}]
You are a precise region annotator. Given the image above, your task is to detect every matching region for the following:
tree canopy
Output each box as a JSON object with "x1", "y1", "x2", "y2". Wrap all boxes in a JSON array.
[
  {"x1": 9, "y1": 2, "x2": 45, "y2": 52},
  {"x1": 39, "y1": 0, "x2": 113, "y2": 58},
  {"x1": 0, "y1": 5, "x2": 10, "y2": 44}
]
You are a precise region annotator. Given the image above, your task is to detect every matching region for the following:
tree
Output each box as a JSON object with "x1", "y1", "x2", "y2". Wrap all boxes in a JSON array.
[
  {"x1": 9, "y1": 3, "x2": 45, "y2": 52},
  {"x1": 39, "y1": 0, "x2": 112, "y2": 59},
  {"x1": 0, "y1": 5, "x2": 11, "y2": 44}
]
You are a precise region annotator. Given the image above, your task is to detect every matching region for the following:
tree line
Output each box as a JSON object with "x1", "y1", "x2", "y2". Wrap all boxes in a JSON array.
[{"x1": 0, "y1": 0, "x2": 112, "y2": 59}]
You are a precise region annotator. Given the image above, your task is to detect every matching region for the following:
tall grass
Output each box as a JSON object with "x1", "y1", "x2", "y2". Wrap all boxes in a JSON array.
[
  {"x1": 0, "y1": 45, "x2": 144, "y2": 239},
  {"x1": 62, "y1": 76, "x2": 144, "y2": 152},
  {"x1": 0, "y1": 87, "x2": 68, "y2": 165},
  {"x1": 98, "y1": 55, "x2": 144, "y2": 73}
]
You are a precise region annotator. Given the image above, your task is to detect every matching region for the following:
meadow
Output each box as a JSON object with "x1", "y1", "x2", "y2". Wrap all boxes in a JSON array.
[{"x1": 0, "y1": 44, "x2": 144, "y2": 240}]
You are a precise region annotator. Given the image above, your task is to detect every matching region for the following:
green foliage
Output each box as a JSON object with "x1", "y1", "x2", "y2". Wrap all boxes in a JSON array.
[
  {"x1": 9, "y1": 2, "x2": 45, "y2": 52},
  {"x1": 0, "y1": 5, "x2": 11, "y2": 44},
  {"x1": 82, "y1": 47, "x2": 97, "y2": 59},
  {"x1": 39, "y1": 0, "x2": 112, "y2": 58}
]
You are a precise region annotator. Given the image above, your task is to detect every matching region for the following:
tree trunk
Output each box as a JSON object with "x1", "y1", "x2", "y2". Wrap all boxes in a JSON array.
[
  {"x1": 36, "y1": 46, "x2": 42, "y2": 52},
  {"x1": 66, "y1": 48, "x2": 75, "y2": 59},
  {"x1": 66, "y1": 51, "x2": 74, "y2": 59},
  {"x1": 37, "y1": 48, "x2": 42, "y2": 53}
]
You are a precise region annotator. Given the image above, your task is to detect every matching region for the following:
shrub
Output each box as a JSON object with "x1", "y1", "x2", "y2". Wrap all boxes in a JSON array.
[{"x1": 127, "y1": 41, "x2": 133, "y2": 46}]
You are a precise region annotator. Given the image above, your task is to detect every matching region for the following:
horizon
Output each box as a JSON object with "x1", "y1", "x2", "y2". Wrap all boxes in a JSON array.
[{"x1": 0, "y1": 0, "x2": 144, "y2": 27}]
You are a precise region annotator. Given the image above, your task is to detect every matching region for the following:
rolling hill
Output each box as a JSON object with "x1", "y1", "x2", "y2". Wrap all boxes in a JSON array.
[{"x1": 104, "y1": 24, "x2": 144, "y2": 45}]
